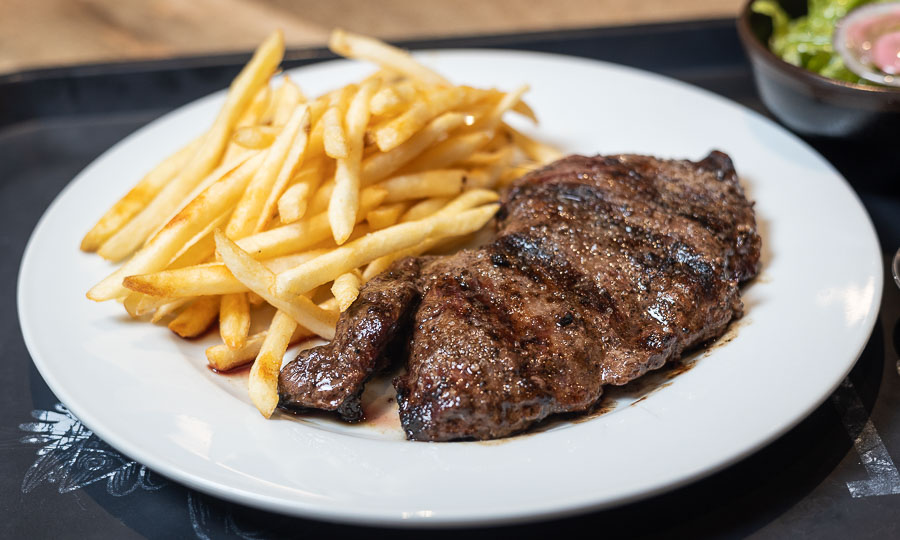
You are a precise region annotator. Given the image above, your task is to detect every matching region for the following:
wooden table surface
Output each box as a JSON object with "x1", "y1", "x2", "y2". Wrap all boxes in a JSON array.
[{"x1": 0, "y1": 0, "x2": 744, "y2": 74}]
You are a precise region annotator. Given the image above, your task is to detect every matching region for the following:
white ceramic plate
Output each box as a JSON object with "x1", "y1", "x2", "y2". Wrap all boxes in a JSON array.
[{"x1": 18, "y1": 50, "x2": 883, "y2": 527}]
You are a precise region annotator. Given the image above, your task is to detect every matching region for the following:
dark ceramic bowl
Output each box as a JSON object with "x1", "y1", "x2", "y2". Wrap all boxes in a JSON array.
[{"x1": 737, "y1": 0, "x2": 900, "y2": 139}]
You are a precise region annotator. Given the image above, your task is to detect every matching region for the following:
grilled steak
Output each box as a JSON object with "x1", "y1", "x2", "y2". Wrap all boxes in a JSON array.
[{"x1": 278, "y1": 151, "x2": 760, "y2": 441}]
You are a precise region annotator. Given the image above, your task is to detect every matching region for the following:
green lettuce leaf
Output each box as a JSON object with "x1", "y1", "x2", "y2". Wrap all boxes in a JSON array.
[{"x1": 750, "y1": 0, "x2": 891, "y2": 83}]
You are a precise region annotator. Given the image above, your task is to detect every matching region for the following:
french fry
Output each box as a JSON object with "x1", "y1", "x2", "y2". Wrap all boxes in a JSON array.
[
  {"x1": 331, "y1": 272, "x2": 362, "y2": 312},
  {"x1": 122, "y1": 292, "x2": 148, "y2": 318},
  {"x1": 168, "y1": 296, "x2": 220, "y2": 338},
  {"x1": 401, "y1": 131, "x2": 492, "y2": 173},
  {"x1": 458, "y1": 145, "x2": 515, "y2": 168},
  {"x1": 124, "y1": 262, "x2": 245, "y2": 297},
  {"x1": 123, "y1": 249, "x2": 329, "y2": 299},
  {"x1": 473, "y1": 85, "x2": 529, "y2": 130},
  {"x1": 250, "y1": 309, "x2": 296, "y2": 417},
  {"x1": 462, "y1": 88, "x2": 538, "y2": 123},
  {"x1": 80, "y1": 136, "x2": 203, "y2": 252},
  {"x1": 140, "y1": 150, "x2": 254, "y2": 247},
  {"x1": 227, "y1": 104, "x2": 311, "y2": 240},
  {"x1": 102, "y1": 151, "x2": 251, "y2": 260},
  {"x1": 497, "y1": 162, "x2": 541, "y2": 187},
  {"x1": 205, "y1": 297, "x2": 339, "y2": 371},
  {"x1": 322, "y1": 84, "x2": 356, "y2": 159},
  {"x1": 263, "y1": 76, "x2": 305, "y2": 126},
  {"x1": 232, "y1": 125, "x2": 278, "y2": 149},
  {"x1": 400, "y1": 197, "x2": 450, "y2": 222},
  {"x1": 504, "y1": 123, "x2": 562, "y2": 164},
  {"x1": 275, "y1": 204, "x2": 499, "y2": 296},
  {"x1": 236, "y1": 84, "x2": 272, "y2": 128},
  {"x1": 258, "y1": 150, "x2": 319, "y2": 231},
  {"x1": 369, "y1": 80, "x2": 417, "y2": 116},
  {"x1": 215, "y1": 230, "x2": 338, "y2": 339},
  {"x1": 96, "y1": 31, "x2": 283, "y2": 261},
  {"x1": 237, "y1": 187, "x2": 386, "y2": 259},
  {"x1": 374, "y1": 86, "x2": 464, "y2": 151},
  {"x1": 329, "y1": 29, "x2": 449, "y2": 86},
  {"x1": 363, "y1": 189, "x2": 499, "y2": 279},
  {"x1": 366, "y1": 202, "x2": 408, "y2": 230},
  {"x1": 220, "y1": 293, "x2": 250, "y2": 349},
  {"x1": 304, "y1": 112, "x2": 466, "y2": 216},
  {"x1": 276, "y1": 181, "x2": 311, "y2": 224},
  {"x1": 151, "y1": 297, "x2": 191, "y2": 324},
  {"x1": 88, "y1": 152, "x2": 266, "y2": 301},
  {"x1": 361, "y1": 111, "x2": 466, "y2": 184},
  {"x1": 380, "y1": 169, "x2": 466, "y2": 203},
  {"x1": 330, "y1": 80, "x2": 378, "y2": 244}
]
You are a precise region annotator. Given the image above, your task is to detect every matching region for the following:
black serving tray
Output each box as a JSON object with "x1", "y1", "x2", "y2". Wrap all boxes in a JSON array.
[{"x1": 3, "y1": 18, "x2": 899, "y2": 539}]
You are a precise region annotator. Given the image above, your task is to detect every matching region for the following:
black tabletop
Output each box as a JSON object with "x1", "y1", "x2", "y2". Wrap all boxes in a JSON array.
[{"x1": 2, "y1": 19, "x2": 899, "y2": 539}]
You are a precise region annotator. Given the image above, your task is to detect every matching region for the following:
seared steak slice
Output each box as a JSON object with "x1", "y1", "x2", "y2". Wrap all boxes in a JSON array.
[
  {"x1": 278, "y1": 151, "x2": 760, "y2": 441},
  {"x1": 278, "y1": 258, "x2": 421, "y2": 421}
]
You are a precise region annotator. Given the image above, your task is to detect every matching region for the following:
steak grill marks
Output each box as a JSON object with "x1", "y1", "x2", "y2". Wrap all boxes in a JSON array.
[{"x1": 278, "y1": 152, "x2": 761, "y2": 441}]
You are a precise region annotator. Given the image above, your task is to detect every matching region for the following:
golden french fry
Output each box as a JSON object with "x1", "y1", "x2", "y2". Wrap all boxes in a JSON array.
[
  {"x1": 374, "y1": 86, "x2": 464, "y2": 151},
  {"x1": 275, "y1": 204, "x2": 499, "y2": 296},
  {"x1": 276, "y1": 181, "x2": 311, "y2": 224},
  {"x1": 81, "y1": 136, "x2": 203, "y2": 252},
  {"x1": 232, "y1": 125, "x2": 278, "y2": 149},
  {"x1": 124, "y1": 262, "x2": 245, "y2": 297},
  {"x1": 151, "y1": 297, "x2": 191, "y2": 324},
  {"x1": 257, "y1": 139, "x2": 317, "y2": 231},
  {"x1": 400, "y1": 197, "x2": 450, "y2": 222},
  {"x1": 215, "y1": 230, "x2": 338, "y2": 339},
  {"x1": 497, "y1": 162, "x2": 541, "y2": 187},
  {"x1": 331, "y1": 272, "x2": 362, "y2": 312},
  {"x1": 247, "y1": 291, "x2": 265, "y2": 305},
  {"x1": 460, "y1": 87, "x2": 538, "y2": 123},
  {"x1": 227, "y1": 104, "x2": 311, "y2": 240},
  {"x1": 140, "y1": 150, "x2": 255, "y2": 247},
  {"x1": 380, "y1": 169, "x2": 466, "y2": 203},
  {"x1": 220, "y1": 293, "x2": 251, "y2": 349},
  {"x1": 369, "y1": 80, "x2": 417, "y2": 116},
  {"x1": 362, "y1": 111, "x2": 466, "y2": 184},
  {"x1": 209, "y1": 330, "x2": 275, "y2": 372},
  {"x1": 402, "y1": 131, "x2": 492, "y2": 173},
  {"x1": 263, "y1": 76, "x2": 305, "y2": 126},
  {"x1": 123, "y1": 249, "x2": 329, "y2": 298},
  {"x1": 504, "y1": 123, "x2": 562, "y2": 164},
  {"x1": 236, "y1": 84, "x2": 272, "y2": 128},
  {"x1": 513, "y1": 100, "x2": 538, "y2": 123},
  {"x1": 458, "y1": 145, "x2": 515, "y2": 167},
  {"x1": 88, "y1": 152, "x2": 265, "y2": 301},
  {"x1": 363, "y1": 189, "x2": 499, "y2": 279},
  {"x1": 168, "y1": 296, "x2": 220, "y2": 338},
  {"x1": 100, "y1": 151, "x2": 251, "y2": 260},
  {"x1": 322, "y1": 84, "x2": 356, "y2": 159},
  {"x1": 97, "y1": 31, "x2": 284, "y2": 261},
  {"x1": 329, "y1": 29, "x2": 449, "y2": 86},
  {"x1": 330, "y1": 80, "x2": 378, "y2": 244},
  {"x1": 475, "y1": 85, "x2": 529, "y2": 130},
  {"x1": 304, "y1": 112, "x2": 467, "y2": 216},
  {"x1": 250, "y1": 310, "x2": 296, "y2": 417},
  {"x1": 205, "y1": 297, "x2": 339, "y2": 371},
  {"x1": 122, "y1": 292, "x2": 147, "y2": 318},
  {"x1": 237, "y1": 187, "x2": 386, "y2": 259},
  {"x1": 366, "y1": 202, "x2": 408, "y2": 230}
]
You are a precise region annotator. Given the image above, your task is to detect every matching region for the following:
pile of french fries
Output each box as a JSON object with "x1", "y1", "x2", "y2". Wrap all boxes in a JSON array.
[{"x1": 82, "y1": 29, "x2": 560, "y2": 418}]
